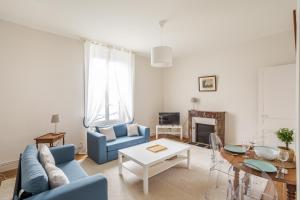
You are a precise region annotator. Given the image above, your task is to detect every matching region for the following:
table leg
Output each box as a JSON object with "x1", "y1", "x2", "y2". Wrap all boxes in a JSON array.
[
  {"x1": 180, "y1": 127, "x2": 183, "y2": 140},
  {"x1": 156, "y1": 126, "x2": 158, "y2": 140},
  {"x1": 118, "y1": 152, "x2": 123, "y2": 175},
  {"x1": 63, "y1": 136, "x2": 65, "y2": 145},
  {"x1": 286, "y1": 184, "x2": 296, "y2": 200},
  {"x1": 143, "y1": 166, "x2": 149, "y2": 194},
  {"x1": 50, "y1": 142, "x2": 53, "y2": 147},
  {"x1": 187, "y1": 149, "x2": 191, "y2": 169},
  {"x1": 233, "y1": 167, "x2": 240, "y2": 199},
  {"x1": 36, "y1": 141, "x2": 38, "y2": 149}
]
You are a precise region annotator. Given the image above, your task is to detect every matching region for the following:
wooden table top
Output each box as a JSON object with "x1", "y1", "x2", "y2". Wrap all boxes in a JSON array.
[
  {"x1": 34, "y1": 132, "x2": 65, "y2": 140},
  {"x1": 220, "y1": 148, "x2": 296, "y2": 186}
]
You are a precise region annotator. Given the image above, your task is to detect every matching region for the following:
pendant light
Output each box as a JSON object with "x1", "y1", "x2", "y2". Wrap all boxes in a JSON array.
[{"x1": 151, "y1": 20, "x2": 173, "y2": 67}]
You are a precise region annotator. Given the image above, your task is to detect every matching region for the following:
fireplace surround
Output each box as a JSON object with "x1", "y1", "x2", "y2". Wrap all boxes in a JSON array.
[{"x1": 188, "y1": 110, "x2": 225, "y2": 145}]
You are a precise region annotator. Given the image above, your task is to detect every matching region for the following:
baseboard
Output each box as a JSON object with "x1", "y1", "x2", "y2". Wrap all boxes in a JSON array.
[{"x1": 0, "y1": 160, "x2": 18, "y2": 172}]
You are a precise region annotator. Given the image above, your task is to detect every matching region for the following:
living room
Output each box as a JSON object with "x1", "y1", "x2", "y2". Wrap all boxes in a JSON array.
[{"x1": 0, "y1": 1, "x2": 299, "y2": 200}]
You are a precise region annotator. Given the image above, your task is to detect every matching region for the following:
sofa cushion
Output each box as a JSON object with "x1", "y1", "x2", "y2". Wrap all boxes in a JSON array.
[
  {"x1": 45, "y1": 163, "x2": 70, "y2": 189},
  {"x1": 106, "y1": 136, "x2": 145, "y2": 152},
  {"x1": 39, "y1": 144, "x2": 55, "y2": 167},
  {"x1": 21, "y1": 145, "x2": 49, "y2": 194},
  {"x1": 57, "y1": 160, "x2": 88, "y2": 182},
  {"x1": 99, "y1": 127, "x2": 116, "y2": 141},
  {"x1": 127, "y1": 123, "x2": 139, "y2": 137},
  {"x1": 113, "y1": 123, "x2": 128, "y2": 137}
]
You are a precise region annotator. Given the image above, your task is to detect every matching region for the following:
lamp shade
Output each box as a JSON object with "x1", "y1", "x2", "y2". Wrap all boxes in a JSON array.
[
  {"x1": 51, "y1": 114, "x2": 60, "y2": 123},
  {"x1": 151, "y1": 46, "x2": 172, "y2": 67},
  {"x1": 191, "y1": 97, "x2": 200, "y2": 103}
]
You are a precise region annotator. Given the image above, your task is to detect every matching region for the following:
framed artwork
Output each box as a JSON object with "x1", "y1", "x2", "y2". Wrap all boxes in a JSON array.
[{"x1": 198, "y1": 75, "x2": 217, "y2": 92}]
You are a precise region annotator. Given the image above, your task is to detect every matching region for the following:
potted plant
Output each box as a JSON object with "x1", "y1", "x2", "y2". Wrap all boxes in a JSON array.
[{"x1": 276, "y1": 128, "x2": 295, "y2": 162}]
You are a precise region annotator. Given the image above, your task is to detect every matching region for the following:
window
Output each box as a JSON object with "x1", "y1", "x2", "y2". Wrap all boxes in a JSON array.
[{"x1": 84, "y1": 42, "x2": 134, "y2": 126}]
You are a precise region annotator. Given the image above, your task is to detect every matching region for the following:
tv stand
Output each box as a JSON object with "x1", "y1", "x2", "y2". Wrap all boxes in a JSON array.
[{"x1": 156, "y1": 125, "x2": 183, "y2": 140}]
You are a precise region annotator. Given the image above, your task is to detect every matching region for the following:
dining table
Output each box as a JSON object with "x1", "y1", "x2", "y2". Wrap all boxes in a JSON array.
[{"x1": 221, "y1": 148, "x2": 296, "y2": 200}]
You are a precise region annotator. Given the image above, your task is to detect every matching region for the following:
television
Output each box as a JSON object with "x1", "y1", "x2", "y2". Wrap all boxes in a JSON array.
[{"x1": 159, "y1": 112, "x2": 180, "y2": 125}]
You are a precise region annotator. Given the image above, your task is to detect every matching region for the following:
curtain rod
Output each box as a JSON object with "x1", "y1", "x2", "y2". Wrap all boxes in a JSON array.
[{"x1": 81, "y1": 38, "x2": 135, "y2": 53}]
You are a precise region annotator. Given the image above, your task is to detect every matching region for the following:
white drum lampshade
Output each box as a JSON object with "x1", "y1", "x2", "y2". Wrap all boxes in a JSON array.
[{"x1": 151, "y1": 46, "x2": 172, "y2": 67}]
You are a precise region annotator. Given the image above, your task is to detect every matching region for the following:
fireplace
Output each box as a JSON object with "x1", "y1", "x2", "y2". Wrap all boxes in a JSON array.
[
  {"x1": 188, "y1": 110, "x2": 225, "y2": 145},
  {"x1": 196, "y1": 123, "x2": 215, "y2": 146}
]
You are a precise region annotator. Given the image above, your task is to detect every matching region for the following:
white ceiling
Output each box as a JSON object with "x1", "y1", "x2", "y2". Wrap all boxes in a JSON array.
[{"x1": 0, "y1": 0, "x2": 296, "y2": 57}]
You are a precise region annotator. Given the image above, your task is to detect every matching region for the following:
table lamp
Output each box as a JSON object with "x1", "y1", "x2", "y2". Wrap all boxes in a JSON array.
[
  {"x1": 190, "y1": 97, "x2": 200, "y2": 110},
  {"x1": 51, "y1": 114, "x2": 60, "y2": 133}
]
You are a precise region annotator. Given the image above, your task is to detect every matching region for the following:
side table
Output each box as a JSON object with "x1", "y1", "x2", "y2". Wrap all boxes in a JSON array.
[
  {"x1": 156, "y1": 125, "x2": 183, "y2": 140},
  {"x1": 34, "y1": 132, "x2": 66, "y2": 148}
]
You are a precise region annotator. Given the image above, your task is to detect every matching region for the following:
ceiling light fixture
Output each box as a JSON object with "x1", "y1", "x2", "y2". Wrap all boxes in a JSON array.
[{"x1": 151, "y1": 20, "x2": 172, "y2": 67}]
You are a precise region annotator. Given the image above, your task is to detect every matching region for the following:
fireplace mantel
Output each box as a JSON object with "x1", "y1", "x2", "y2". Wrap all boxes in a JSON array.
[{"x1": 188, "y1": 110, "x2": 225, "y2": 144}]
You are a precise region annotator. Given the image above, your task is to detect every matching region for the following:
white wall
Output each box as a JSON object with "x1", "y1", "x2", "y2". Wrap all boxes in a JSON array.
[
  {"x1": 162, "y1": 31, "x2": 296, "y2": 144},
  {"x1": 134, "y1": 56, "x2": 163, "y2": 133},
  {"x1": 0, "y1": 20, "x2": 85, "y2": 168},
  {"x1": 0, "y1": 20, "x2": 162, "y2": 168}
]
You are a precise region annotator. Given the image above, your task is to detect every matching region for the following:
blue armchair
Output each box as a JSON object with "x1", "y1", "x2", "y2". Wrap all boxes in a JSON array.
[
  {"x1": 87, "y1": 123, "x2": 150, "y2": 164},
  {"x1": 13, "y1": 144, "x2": 107, "y2": 200}
]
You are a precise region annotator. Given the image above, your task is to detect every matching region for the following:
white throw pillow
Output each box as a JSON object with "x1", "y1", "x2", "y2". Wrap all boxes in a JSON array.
[
  {"x1": 45, "y1": 163, "x2": 70, "y2": 188},
  {"x1": 99, "y1": 127, "x2": 116, "y2": 141},
  {"x1": 127, "y1": 124, "x2": 139, "y2": 137},
  {"x1": 39, "y1": 144, "x2": 55, "y2": 167}
]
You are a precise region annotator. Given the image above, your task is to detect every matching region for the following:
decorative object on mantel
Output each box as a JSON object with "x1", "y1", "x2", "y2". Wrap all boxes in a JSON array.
[
  {"x1": 151, "y1": 20, "x2": 172, "y2": 67},
  {"x1": 276, "y1": 128, "x2": 295, "y2": 162},
  {"x1": 51, "y1": 114, "x2": 60, "y2": 133},
  {"x1": 146, "y1": 144, "x2": 167, "y2": 153},
  {"x1": 198, "y1": 75, "x2": 217, "y2": 91},
  {"x1": 190, "y1": 97, "x2": 200, "y2": 110}
]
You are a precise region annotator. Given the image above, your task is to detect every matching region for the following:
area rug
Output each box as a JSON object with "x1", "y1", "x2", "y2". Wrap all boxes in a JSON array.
[{"x1": 0, "y1": 146, "x2": 228, "y2": 200}]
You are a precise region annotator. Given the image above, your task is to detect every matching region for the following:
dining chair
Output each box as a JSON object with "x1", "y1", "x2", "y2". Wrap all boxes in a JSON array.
[
  {"x1": 209, "y1": 133, "x2": 233, "y2": 187},
  {"x1": 232, "y1": 162, "x2": 278, "y2": 200},
  {"x1": 205, "y1": 162, "x2": 235, "y2": 200}
]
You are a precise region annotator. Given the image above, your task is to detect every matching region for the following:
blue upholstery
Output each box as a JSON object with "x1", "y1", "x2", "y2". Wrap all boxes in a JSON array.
[
  {"x1": 107, "y1": 150, "x2": 118, "y2": 161},
  {"x1": 106, "y1": 136, "x2": 145, "y2": 152},
  {"x1": 21, "y1": 145, "x2": 49, "y2": 194},
  {"x1": 88, "y1": 123, "x2": 150, "y2": 164},
  {"x1": 14, "y1": 145, "x2": 108, "y2": 200},
  {"x1": 26, "y1": 175, "x2": 107, "y2": 200},
  {"x1": 50, "y1": 144, "x2": 75, "y2": 164},
  {"x1": 57, "y1": 160, "x2": 88, "y2": 182},
  {"x1": 112, "y1": 123, "x2": 128, "y2": 137},
  {"x1": 87, "y1": 131, "x2": 107, "y2": 164}
]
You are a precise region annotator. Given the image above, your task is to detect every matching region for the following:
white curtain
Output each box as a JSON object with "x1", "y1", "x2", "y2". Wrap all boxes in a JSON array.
[{"x1": 84, "y1": 41, "x2": 135, "y2": 127}]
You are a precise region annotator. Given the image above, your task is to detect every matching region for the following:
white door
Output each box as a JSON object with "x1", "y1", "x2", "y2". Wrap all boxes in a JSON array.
[{"x1": 258, "y1": 64, "x2": 296, "y2": 149}]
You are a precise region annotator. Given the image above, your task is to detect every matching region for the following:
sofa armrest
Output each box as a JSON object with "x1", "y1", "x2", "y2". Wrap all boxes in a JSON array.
[
  {"x1": 50, "y1": 144, "x2": 75, "y2": 165},
  {"x1": 87, "y1": 131, "x2": 107, "y2": 164},
  {"x1": 138, "y1": 125, "x2": 150, "y2": 142},
  {"x1": 27, "y1": 174, "x2": 107, "y2": 200}
]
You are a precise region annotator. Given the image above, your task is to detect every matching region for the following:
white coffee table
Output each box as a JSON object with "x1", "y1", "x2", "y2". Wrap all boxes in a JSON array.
[{"x1": 118, "y1": 138, "x2": 191, "y2": 194}]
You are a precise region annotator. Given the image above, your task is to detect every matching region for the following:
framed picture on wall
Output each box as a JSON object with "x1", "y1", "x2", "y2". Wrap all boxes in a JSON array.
[{"x1": 198, "y1": 75, "x2": 217, "y2": 92}]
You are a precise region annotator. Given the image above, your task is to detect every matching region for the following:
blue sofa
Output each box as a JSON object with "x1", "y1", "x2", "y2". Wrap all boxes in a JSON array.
[
  {"x1": 13, "y1": 144, "x2": 107, "y2": 200},
  {"x1": 87, "y1": 123, "x2": 150, "y2": 164}
]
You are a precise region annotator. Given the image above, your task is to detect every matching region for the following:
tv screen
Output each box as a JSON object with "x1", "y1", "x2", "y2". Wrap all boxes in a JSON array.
[{"x1": 159, "y1": 112, "x2": 180, "y2": 125}]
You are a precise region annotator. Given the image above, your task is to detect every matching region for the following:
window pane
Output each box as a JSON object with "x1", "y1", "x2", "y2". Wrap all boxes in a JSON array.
[
  {"x1": 90, "y1": 58, "x2": 107, "y2": 122},
  {"x1": 108, "y1": 63, "x2": 120, "y2": 121}
]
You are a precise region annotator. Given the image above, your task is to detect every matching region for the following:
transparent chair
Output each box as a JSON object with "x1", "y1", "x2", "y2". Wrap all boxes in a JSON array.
[
  {"x1": 229, "y1": 162, "x2": 278, "y2": 200},
  {"x1": 205, "y1": 163, "x2": 235, "y2": 200},
  {"x1": 209, "y1": 132, "x2": 232, "y2": 187}
]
